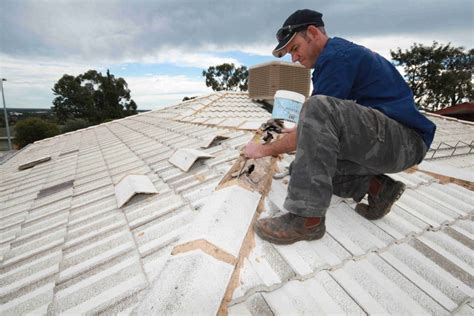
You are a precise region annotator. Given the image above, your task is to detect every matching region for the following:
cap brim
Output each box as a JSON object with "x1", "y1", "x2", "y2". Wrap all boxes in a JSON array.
[{"x1": 272, "y1": 32, "x2": 297, "y2": 58}]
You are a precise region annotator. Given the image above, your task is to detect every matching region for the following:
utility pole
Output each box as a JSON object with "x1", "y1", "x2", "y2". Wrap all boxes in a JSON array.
[{"x1": 1, "y1": 78, "x2": 12, "y2": 151}]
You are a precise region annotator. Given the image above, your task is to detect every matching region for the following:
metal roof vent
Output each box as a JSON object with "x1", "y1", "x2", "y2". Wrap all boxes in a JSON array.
[
  {"x1": 248, "y1": 61, "x2": 311, "y2": 101},
  {"x1": 18, "y1": 156, "x2": 52, "y2": 171},
  {"x1": 114, "y1": 174, "x2": 158, "y2": 208}
]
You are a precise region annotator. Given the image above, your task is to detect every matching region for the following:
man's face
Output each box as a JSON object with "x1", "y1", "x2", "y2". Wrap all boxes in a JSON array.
[{"x1": 286, "y1": 29, "x2": 323, "y2": 68}]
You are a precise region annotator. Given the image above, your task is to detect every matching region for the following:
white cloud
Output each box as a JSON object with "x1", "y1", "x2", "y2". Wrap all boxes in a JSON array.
[
  {"x1": 126, "y1": 74, "x2": 213, "y2": 109},
  {"x1": 2, "y1": 1, "x2": 471, "y2": 110},
  {"x1": 201, "y1": 43, "x2": 274, "y2": 57},
  {"x1": 0, "y1": 54, "x2": 221, "y2": 109},
  {"x1": 352, "y1": 30, "x2": 473, "y2": 60},
  {"x1": 0, "y1": 55, "x2": 106, "y2": 108},
  {"x1": 139, "y1": 49, "x2": 241, "y2": 68}
]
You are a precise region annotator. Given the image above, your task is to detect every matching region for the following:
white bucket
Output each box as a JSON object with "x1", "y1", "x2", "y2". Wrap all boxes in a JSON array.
[{"x1": 272, "y1": 90, "x2": 305, "y2": 123}]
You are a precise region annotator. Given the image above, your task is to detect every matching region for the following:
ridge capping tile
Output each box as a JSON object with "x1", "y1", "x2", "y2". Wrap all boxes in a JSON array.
[
  {"x1": 168, "y1": 148, "x2": 214, "y2": 172},
  {"x1": 200, "y1": 134, "x2": 230, "y2": 149},
  {"x1": 175, "y1": 185, "x2": 261, "y2": 258},
  {"x1": 114, "y1": 174, "x2": 158, "y2": 208}
]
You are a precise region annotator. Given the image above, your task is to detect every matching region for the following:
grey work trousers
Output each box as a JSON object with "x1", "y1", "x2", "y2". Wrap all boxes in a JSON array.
[{"x1": 284, "y1": 95, "x2": 428, "y2": 217}]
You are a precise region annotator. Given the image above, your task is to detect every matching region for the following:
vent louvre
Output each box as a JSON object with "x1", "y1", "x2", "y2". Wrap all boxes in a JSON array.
[
  {"x1": 37, "y1": 180, "x2": 74, "y2": 199},
  {"x1": 248, "y1": 61, "x2": 311, "y2": 100},
  {"x1": 59, "y1": 149, "x2": 79, "y2": 156},
  {"x1": 18, "y1": 156, "x2": 52, "y2": 171}
]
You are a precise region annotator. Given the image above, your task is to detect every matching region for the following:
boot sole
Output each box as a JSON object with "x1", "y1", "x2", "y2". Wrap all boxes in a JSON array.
[
  {"x1": 389, "y1": 182, "x2": 407, "y2": 206},
  {"x1": 254, "y1": 222, "x2": 326, "y2": 245}
]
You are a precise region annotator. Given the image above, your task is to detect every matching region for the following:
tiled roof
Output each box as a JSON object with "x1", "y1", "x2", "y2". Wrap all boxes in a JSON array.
[
  {"x1": 230, "y1": 168, "x2": 473, "y2": 315},
  {"x1": 423, "y1": 113, "x2": 474, "y2": 170},
  {"x1": 0, "y1": 92, "x2": 473, "y2": 315}
]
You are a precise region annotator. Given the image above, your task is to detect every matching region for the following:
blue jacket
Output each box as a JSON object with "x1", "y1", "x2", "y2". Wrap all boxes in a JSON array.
[{"x1": 312, "y1": 37, "x2": 436, "y2": 147}]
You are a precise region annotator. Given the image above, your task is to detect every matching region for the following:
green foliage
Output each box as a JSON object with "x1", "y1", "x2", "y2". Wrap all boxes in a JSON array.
[
  {"x1": 61, "y1": 118, "x2": 91, "y2": 133},
  {"x1": 202, "y1": 63, "x2": 248, "y2": 92},
  {"x1": 52, "y1": 69, "x2": 138, "y2": 124},
  {"x1": 14, "y1": 117, "x2": 60, "y2": 149},
  {"x1": 391, "y1": 42, "x2": 473, "y2": 111}
]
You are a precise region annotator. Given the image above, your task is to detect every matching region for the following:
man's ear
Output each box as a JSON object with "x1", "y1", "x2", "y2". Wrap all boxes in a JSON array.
[{"x1": 306, "y1": 25, "x2": 320, "y2": 39}]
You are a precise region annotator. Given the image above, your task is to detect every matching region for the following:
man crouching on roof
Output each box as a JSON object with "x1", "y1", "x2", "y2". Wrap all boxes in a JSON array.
[{"x1": 243, "y1": 9, "x2": 436, "y2": 245}]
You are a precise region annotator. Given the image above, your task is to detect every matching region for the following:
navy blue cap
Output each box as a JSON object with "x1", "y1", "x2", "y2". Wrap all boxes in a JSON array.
[{"x1": 273, "y1": 9, "x2": 324, "y2": 57}]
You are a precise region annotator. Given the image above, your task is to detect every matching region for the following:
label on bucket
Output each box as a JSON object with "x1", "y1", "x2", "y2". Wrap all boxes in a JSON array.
[{"x1": 272, "y1": 90, "x2": 305, "y2": 123}]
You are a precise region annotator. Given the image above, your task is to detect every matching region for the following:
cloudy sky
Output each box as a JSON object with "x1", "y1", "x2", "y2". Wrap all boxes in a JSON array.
[{"x1": 0, "y1": 0, "x2": 472, "y2": 110}]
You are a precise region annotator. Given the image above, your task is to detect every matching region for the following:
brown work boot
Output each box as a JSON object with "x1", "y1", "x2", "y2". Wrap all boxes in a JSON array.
[
  {"x1": 254, "y1": 213, "x2": 325, "y2": 245},
  {"x1": 355, "y1": 175, "x2": 406, "y2": 220}
]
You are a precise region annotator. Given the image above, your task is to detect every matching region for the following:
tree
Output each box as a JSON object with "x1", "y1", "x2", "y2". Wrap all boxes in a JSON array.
[
  {"x1": 391, "y1": 42, "x2": 473, "y2": 111},
  {"x1": 61, "y1": 118, "x2": 91, "y2": 133},
  {"x1": 202, "y1": 63, "x2": 248, "y2": 91},
  {"x1": 52, "y1": 69, "x2": 137, "y2": 124},
  {"x1": 14, "y1": 117, "x2": 60, "y2": 149}
]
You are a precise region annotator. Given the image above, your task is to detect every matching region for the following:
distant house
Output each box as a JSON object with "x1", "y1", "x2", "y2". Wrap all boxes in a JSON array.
[{"x1": 434, "y1": 102, "x2": 474, "y2": 122}]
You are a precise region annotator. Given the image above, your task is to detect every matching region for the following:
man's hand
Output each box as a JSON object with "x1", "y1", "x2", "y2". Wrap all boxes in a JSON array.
[
  {"x1": 243, "y1": 123, "x2": 297, "y2": 159},
  {"x1": 243, "y1": 141, "x2": 267, "y2": 159}
]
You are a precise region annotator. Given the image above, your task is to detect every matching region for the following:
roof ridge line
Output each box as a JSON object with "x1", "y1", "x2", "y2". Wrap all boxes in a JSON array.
[
  {"x1": 424, "y1": 111, "x2": 474, "y2": 126},
  {"x1": 186, "y1": 92, "x2": 229, "y2": 118}
]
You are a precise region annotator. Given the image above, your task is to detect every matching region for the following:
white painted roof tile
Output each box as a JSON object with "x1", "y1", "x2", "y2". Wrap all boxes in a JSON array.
[
  {"x1": 1, "y1": 92, "x2": 473, "y2": 314},
  {"x1": 132, "y1": 205, "x2": 193, "y2": 258},
  {"x1": 239, "y1": 120, "x2": 265, "y2": 130},
  {"x1": 397, "y1": 188, "x2": 461, "y2": 226},
  {"x1": 134, "y1": 250, "x2": 234, "y2": 315},
  {"x1": 419, "y1": 160, "x2": 474, "y2": 182},
  {"x1": 0, "y1": 282, "x2": 56, "y2": 315},
  {"x1": 234, "y1": 156, "x2": 472, "y2": 314},
  {"x1": 178, "y1": 186, "x2": 261, "y2": 257}
]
